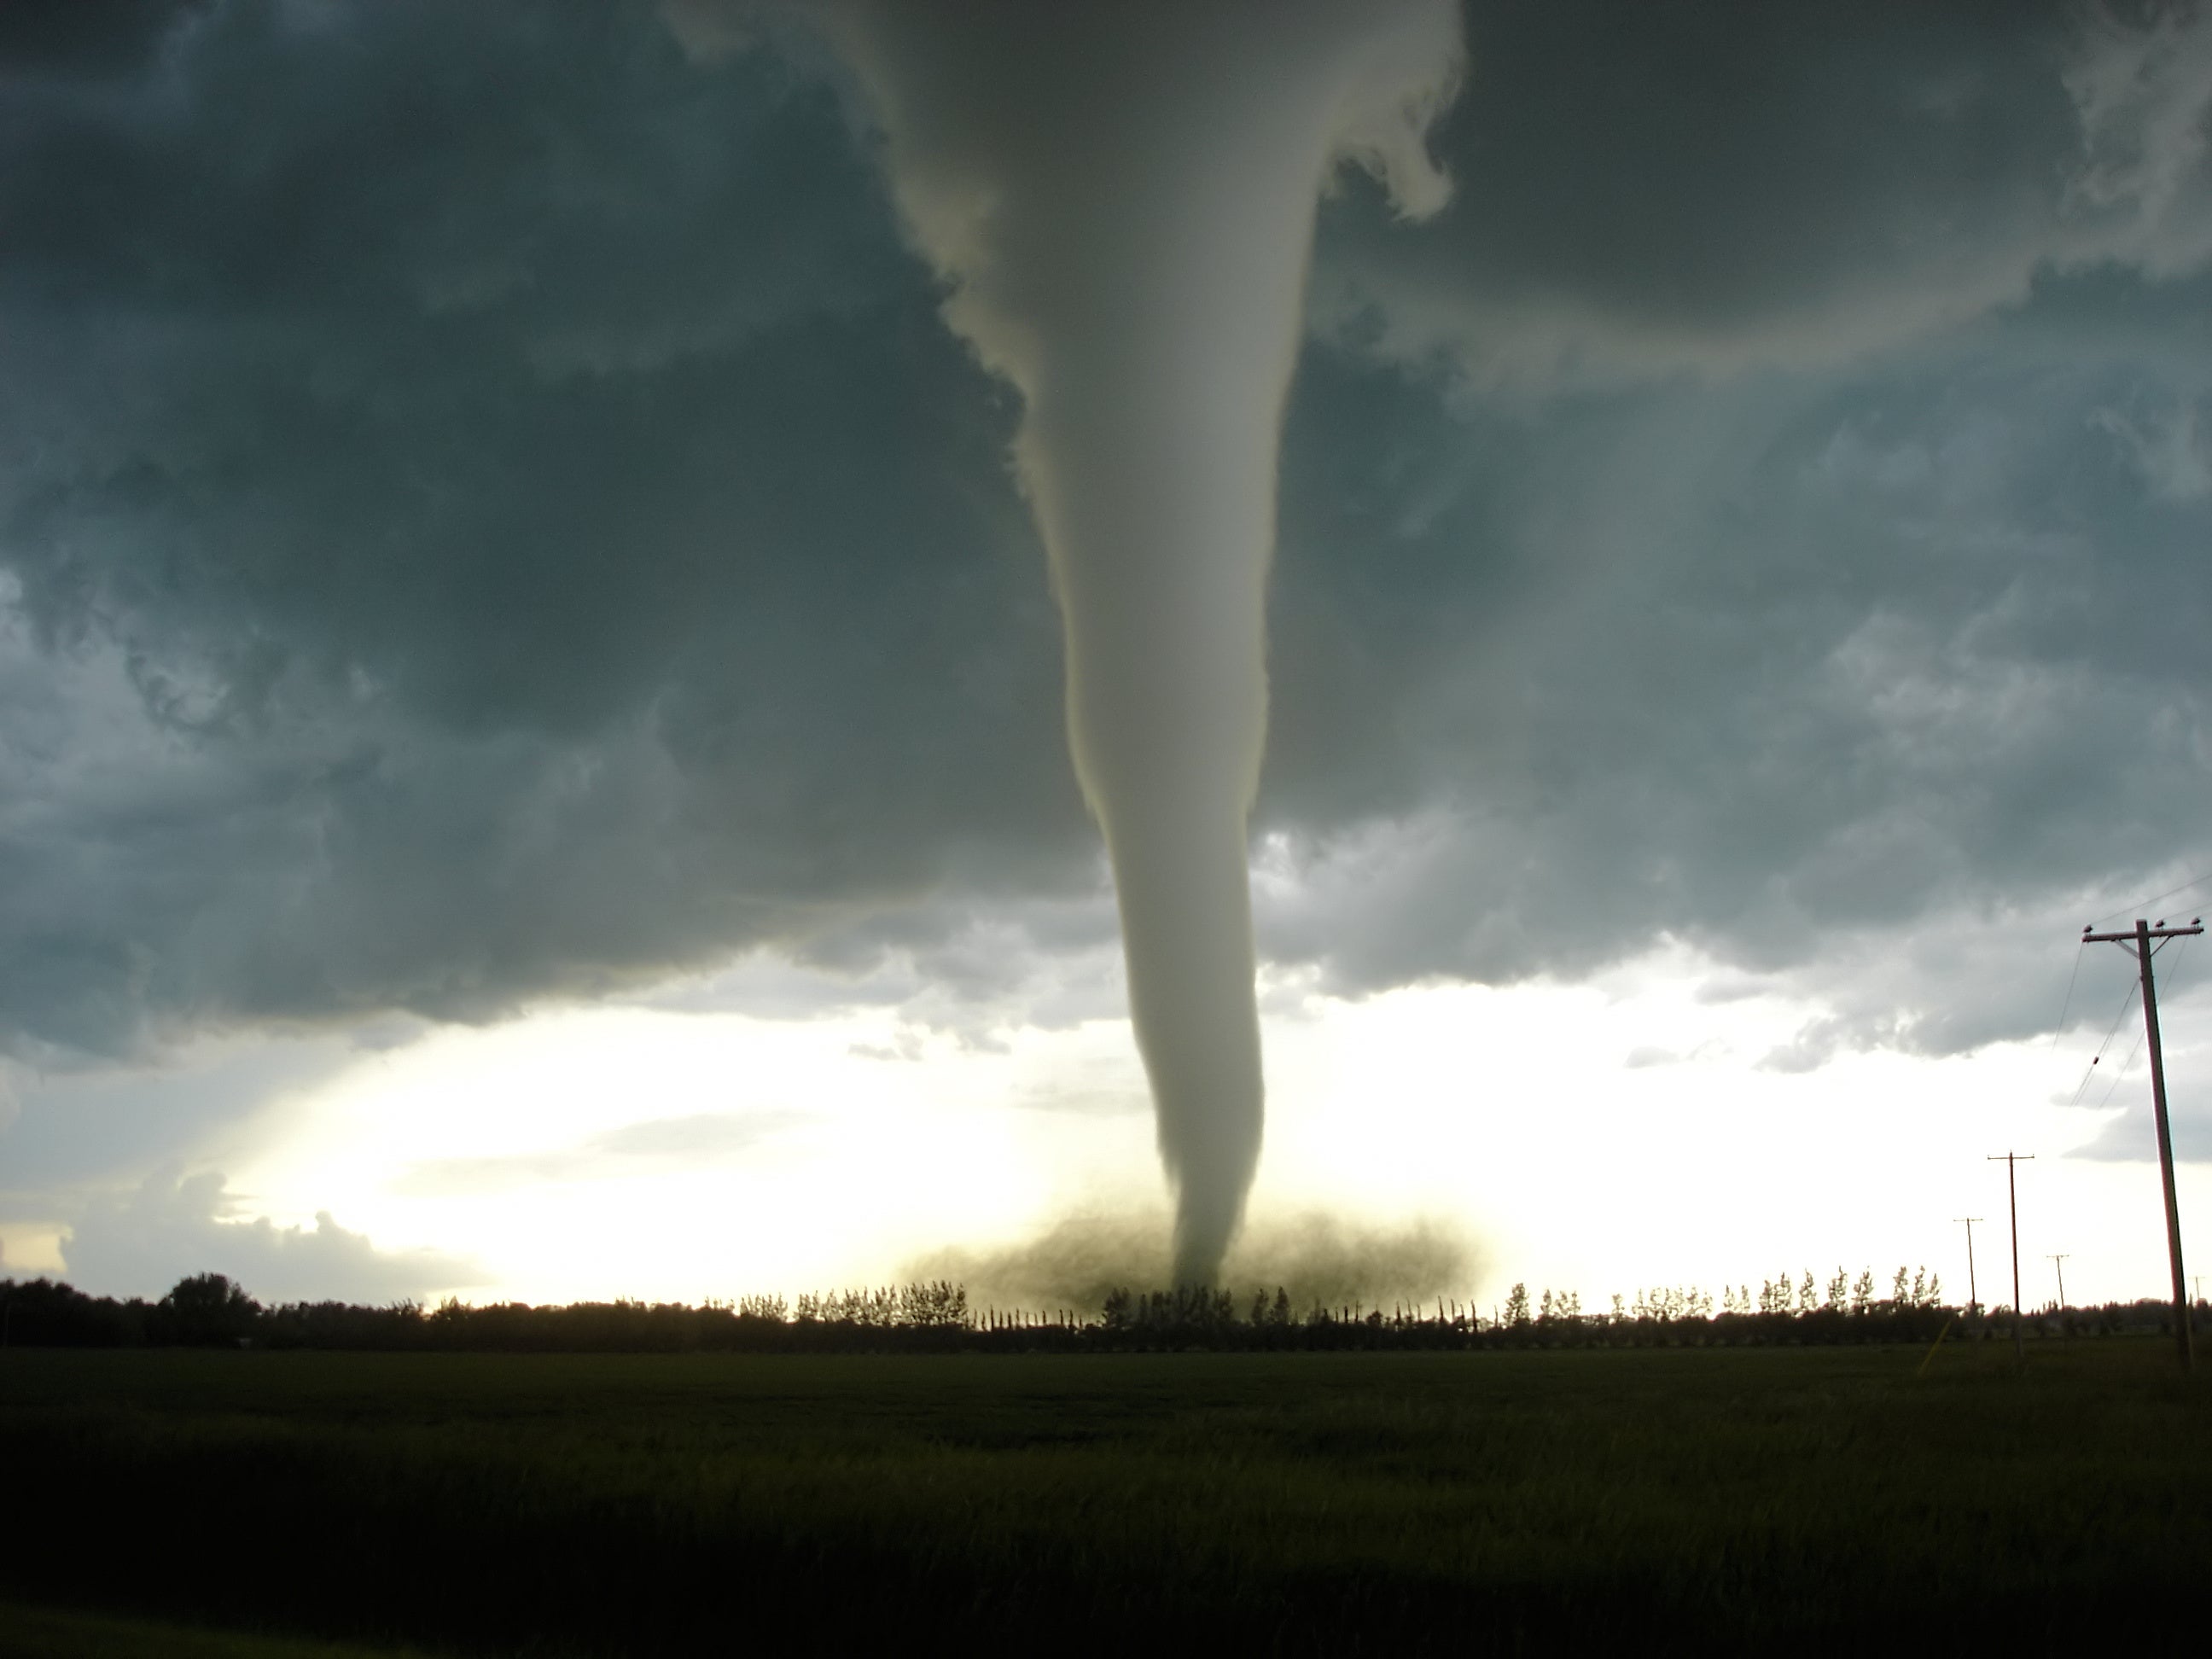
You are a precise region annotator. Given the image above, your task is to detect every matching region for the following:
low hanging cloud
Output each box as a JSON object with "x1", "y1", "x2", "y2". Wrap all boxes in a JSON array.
[
  {"x1": 395, "y1": 1109, "x2": 802, "y2": 1196},
  {"x1": 0, "y1": 0, "x2": 2208, "y2": 1095},
  {"x1": 2072, "y1": 1097, "x2": 2212, "y2": 1164},
  {"x1": 58, "y1": 1165, "x2": 487, "y2": 1302}
]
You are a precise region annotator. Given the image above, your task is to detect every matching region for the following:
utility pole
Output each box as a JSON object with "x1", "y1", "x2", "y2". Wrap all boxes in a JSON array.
[
  {"x1": 1988, "y1": 1152, "x2": 2034, "y2": 1363},
  {"x1": 2047, "y1": 1253, "x2": 2069, "y2": 1312},
  {"x1": 1955, "y1": 1217, "x2": 1985, "y2": 1316},
  {"x1": 2081, "y1": 916, "x2": 2201, "y2": 1374}
]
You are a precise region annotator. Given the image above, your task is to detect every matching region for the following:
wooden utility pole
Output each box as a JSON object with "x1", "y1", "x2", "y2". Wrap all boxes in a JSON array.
[
  {"x1": 1955, "y1": 1216, "x2": 1985, "y2": 1316},
  {"x1": 2081, "y1": 917, "x2": 2201, "y2": 1373},
  {"x1": 1988, "y1": 1152, "x2": 2034, "y2": 1363}
]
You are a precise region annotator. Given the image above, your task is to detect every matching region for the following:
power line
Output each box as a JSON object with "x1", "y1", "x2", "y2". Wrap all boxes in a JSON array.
[
  {"x1": 2091, "y1": 1024, "x2": 2148, "y2": 1114},
  {"x1": 2048, "y1": 939, "x2": 2088, "y2": 1050},
  {"x1": 2050, "y1": 879, "x2": 2206, "y2": 1053},
  {"x1": 2090, "y1": 934, "x2": 2195, "y2": 1113},
  {"x1": 2066, "y1": 976, "x2": 2153, "y2": 1109},
  {"x1": 2091, "y1": 870, "x2": 2212, "y2": 928}
]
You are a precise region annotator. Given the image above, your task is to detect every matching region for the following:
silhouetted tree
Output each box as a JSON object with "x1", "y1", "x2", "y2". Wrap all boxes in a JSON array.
[
  {"x1": 896, "y1": 1281, "x2": 967, "y2": 1328},
  {"x1": 0, "y1": 1278, "x2": 148, "y2": 1346},
  {"x1": 157, "y1": 1272, "x2": 261, "y2": 1346}
]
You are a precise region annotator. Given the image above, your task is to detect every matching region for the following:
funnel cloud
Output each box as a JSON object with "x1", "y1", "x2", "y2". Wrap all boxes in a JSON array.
[{"x1": 804, "y1": 1, "x2": 1464, "y2": 1283}]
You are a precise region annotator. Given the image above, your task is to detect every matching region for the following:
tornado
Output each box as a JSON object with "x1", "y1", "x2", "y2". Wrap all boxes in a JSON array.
[{"x1": 795, "y1": 2, "x2": 1463, "y2": 1284}]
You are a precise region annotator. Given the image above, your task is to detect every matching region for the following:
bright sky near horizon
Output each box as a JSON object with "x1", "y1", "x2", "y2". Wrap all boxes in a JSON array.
[
  {"x1": 13, "y1": 910, "x2": 2209, "y2": 1313},
  {"x1": 5, "y1": 1, "x2": 2212, "y2": 1313}
]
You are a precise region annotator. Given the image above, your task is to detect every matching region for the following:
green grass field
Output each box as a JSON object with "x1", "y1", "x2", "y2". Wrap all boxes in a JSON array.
[{"x1": 2, "y1": 1339, "x2": 2204, "y2": 1654}]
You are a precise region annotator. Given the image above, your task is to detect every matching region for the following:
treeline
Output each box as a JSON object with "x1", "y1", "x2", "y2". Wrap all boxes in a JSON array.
[
  {"x1": 1097, "y1": 1275, "x2": 1959, "y2": 1350},
  {"x1": 5, "y1": 1269, "x2": 2201, "y2": 1354},
  {"x1": 0, "y1": 1274, "x2": 981, "y2": 1353}
]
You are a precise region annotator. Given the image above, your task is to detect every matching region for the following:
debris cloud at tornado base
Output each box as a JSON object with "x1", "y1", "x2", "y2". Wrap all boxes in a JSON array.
[
  {"x1": 905, "y1": 1208, "x2": 1484, "y2": 1320},
  {"x1": 799, "y1": 1, "x2": 1464, "y2": 1284}
]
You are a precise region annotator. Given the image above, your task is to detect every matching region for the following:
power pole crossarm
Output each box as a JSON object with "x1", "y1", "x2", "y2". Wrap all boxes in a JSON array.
[{"x1": 2080, "y1": 917, "x2": 2199, "y2": 1374}]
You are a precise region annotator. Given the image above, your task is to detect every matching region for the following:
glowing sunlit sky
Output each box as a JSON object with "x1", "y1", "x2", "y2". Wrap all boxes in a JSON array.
[{"x1": 5, "y1": 1, "x2": 2212, "y2": 1313}]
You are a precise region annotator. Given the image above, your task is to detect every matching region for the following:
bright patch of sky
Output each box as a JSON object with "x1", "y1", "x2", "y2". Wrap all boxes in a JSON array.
[{"x1": 12, "y1": 923, "x2": 2200, "y2": 1313}]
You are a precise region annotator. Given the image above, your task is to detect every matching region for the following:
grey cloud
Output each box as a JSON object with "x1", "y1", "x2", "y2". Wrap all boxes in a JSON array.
[
  {"x1": 632, "y1": 894, "x2": 1127, "y2": 1049},
  {"x1": 0, "y1": 0, "x2": 210, "y2": 80},
  {"x1": 60, "y1": 1164, "x2": 486, "y2": 1301},
  {"x1": 2070, "y1": 1099, "x2": 2212, "y2": 1163},
  {"x1": 1758, "y1": 1021, "x2": 1850, "y2": 1077},
  {"x1": 2094, "y1": 395, "x2": 2212, "y2": 500},
  {"x1": 0, "y1": 0, "x2": 1094, "y2": 1061},
  {"x1": 1, "y1": 0, "x2": 2209, "y2": 1108},
  {"x1": 1255, "y1": 319, "x2": 2212, "y2": 1053},
  {"x1": 1624, "y1": 1043, "x2": 1727, "y2": 1070},
  {"x1": 1, "y1": 1033, "x2": 358, "y2": 1196},
  {"x1": 1316, "y1": 1, "x2": 2212, "y2": 387}
]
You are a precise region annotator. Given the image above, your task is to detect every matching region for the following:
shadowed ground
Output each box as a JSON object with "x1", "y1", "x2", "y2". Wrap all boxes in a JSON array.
[
  {"x1": 0, "y1": 1602, "x2": 431, "y2": 1658},
  {"x1": 1, "y1": 1342, "x2": 2206, "y2": 1654}
]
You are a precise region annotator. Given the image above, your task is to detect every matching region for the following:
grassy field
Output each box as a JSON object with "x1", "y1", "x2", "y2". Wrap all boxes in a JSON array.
[
  {"x1": 1, "y1": 1339, "x2": 2204, "y2": 1655},
  {"x1": 0, "y1": 1603, "x2": 427, "y2": 1659}
]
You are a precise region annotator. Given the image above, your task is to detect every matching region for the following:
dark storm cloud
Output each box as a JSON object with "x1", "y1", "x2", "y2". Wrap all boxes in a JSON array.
[
  {"x1": 0, "y1": 0, "x2": 1090, "y2": 1060},
  {"x1": 3, "y1": 0, "x2": 2210, "y2": 1083},
  {"x1": 1254, "y1": 0, "x2": 2212, "y2": 1050},
  {"x1": 1257, "y1": 318, "x2": 2212, "y2": 1050},
  {"x1": 1316, "y1": 0, "x2": 2212, "y2": 380},
  {"x1": 0, "y1": 0, "x2": 211, "y2": 80}
]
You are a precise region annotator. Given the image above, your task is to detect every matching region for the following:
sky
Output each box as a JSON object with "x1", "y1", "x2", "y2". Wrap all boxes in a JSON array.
[{"x1": 4, "y1": 0, "x2": 2212, "y2": 1313}]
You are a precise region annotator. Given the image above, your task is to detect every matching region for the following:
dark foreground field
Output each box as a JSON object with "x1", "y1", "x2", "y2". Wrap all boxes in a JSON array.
[{"x1": 2, "y1": 1341, "x2": 2205, "y2": 1656}]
